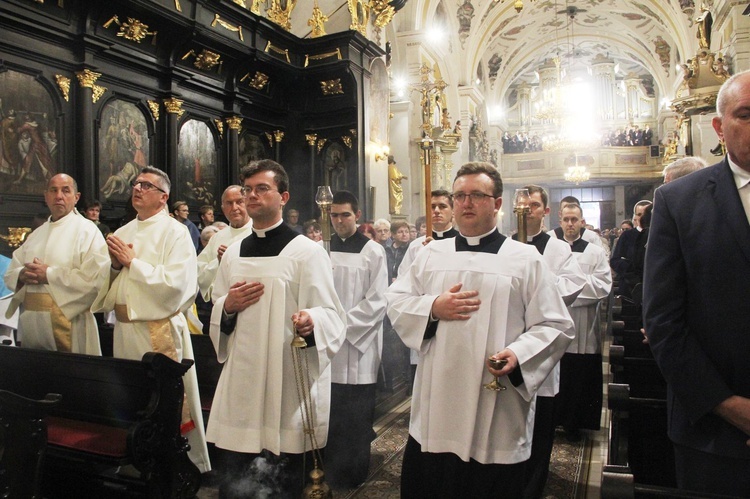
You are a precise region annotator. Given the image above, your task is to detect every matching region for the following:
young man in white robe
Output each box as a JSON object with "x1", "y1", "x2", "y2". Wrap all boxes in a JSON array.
[
  {"x1": 5, "y1": 173, "x2": 108, "y2": 355},
  {"x1": 386, "y1": 162, "x2": 574, "y2": 497},
  {"x1": 548, "y1": 195, "x2": 606, "y2": 253},
  {"x1": 197, "y1": 185, "x2": 253, "y2": 303},
  {"x1": 92, "y1": 166, "x2": 210, "y2": 474},
  {"x1": 207, "y1": 160, "x2": 346, "y2": 498},
  {"x1": 514, "y1": 185, "x2": 586, "y2": 499},
  {"x1": 555, "y1": 203, "x2": 612, "y2": 439},
  {"x1": 325, "y1": 190, "x2": 388, "y2": 488}
]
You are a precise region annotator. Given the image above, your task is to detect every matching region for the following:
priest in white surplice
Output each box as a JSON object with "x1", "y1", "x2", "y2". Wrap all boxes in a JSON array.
[
  {"x1": 555, "y1": 203, "x2": 612, "y2": 439},
  {"x1": 196, "y1": 185, "x2": 253, "y2": 303},
  {"x1": 207, "y1": 160, "x2": 346, "y2": 498},
  {"x1": 5, "y1": 173, "x2": 108, "y2": 355},
  {"x1": 92, "y1": 166, "x2": 210, "y2": 474},
  {"x1": 325, "y1": 190, "x2": 388, "y2": 488},
  {"x1": 386, "y1": 163, "x2": 574, "y2": 498},
  {"x1": 514, "y1": 185, "x2": 586, "y2": 499}
]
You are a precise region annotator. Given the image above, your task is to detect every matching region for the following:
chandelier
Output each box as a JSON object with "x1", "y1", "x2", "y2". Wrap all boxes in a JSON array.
[{"x1": 564, "y1": 155, "x2": 590, "y2": 184}]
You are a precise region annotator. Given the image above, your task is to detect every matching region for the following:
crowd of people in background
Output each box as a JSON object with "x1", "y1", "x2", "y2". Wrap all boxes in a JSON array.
[
  {"x1": 502, "y1": 131, "x2": 544, "y2": 154},
  {"x1": 600, "y1": 124, "x2": 654, "y2": 147}
]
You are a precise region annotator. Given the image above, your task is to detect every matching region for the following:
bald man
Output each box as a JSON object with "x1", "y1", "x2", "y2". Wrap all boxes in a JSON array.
[{"x1": 4, "y1": 174, "x2": 109, "y2": 354}]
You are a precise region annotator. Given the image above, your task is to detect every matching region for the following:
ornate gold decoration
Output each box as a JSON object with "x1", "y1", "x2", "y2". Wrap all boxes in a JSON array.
[
  {"x1": 174, "y1": 0, "x2": 182, "y2": 12},
  {"x1": 92, "y1": 84, "x2": 107, "y2": 103},
  {"x1": 250, "y1": 0, "x2": 262, "y2": 14},
  {"x1": 320, "y1": 79, "x2": 344, "y2": 95},
  {"x1": 226, "y1": 116, "x2": 243, "y2": 132},
  {"x1": 103, "y1": 15, "x2": 157, "y2": 45},
  {"x1": 147, "y1": 100, "x2": 160, "y2": 121},
  {"x1": 265, "y1": 132, "x2": 274, "y2": 148},
  {"x1": 211, "y1": 14, "x2": 244, "y2": 42},
  {"x1": 370, "y1": 0, "x2": 395, "y2": 29},
  {"x1": 182, "y1": 49, "x2": 223, "y2": 71},
  {"x1": 316, "y1": 138, "x2": 327, "y2": 154},
  {"x1": 0, "y1": 227, "x2": 32, "y2": 248},
  {"x1": 55, "y1": 75, "x2": 70, "y2": 102},
  {"x1": 75, "y1": 68, "x2": 101, "y2": 88},
  {"x1": 232, "y1": 0, "x2": 247, "y2": 7},
  {"x1": 264, "y1": 42, "x2": 291, "y2": 63},
  {"x1": 342, "y1": 135, "x2": 352, "y2": 148},
  {"x1": 305, "y1": 134, "x2": 318, "y2": 146},
  {"x1": 304, "y1": 49, "x2": 341, "y2": 68},
  {"x1": 242, "y1": 71, "x2": 269, "y2": 90},
  {"x1": 273, "y1": 130, "x2": 285, "y2": 143},
  {"x1": 308, "y1": 1, "x2": 328, "y2": 38},
  {"x1": 214, "y1": 119, "x2": 224, "y2": 137},
  {"x1": 347, "y1": 0, "x2": 369, "y2": 36},
  {"x1": 349, "y1": 128, "x2": 357, "y2": 138},
  {"x1": 267, "y1": 0, "x2": 296, "y2": 31},
  {"x1": 164, "y1": 97, "x2": 185, "y2": 118}
]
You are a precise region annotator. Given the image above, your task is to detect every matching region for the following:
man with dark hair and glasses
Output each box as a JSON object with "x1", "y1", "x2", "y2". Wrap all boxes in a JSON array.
[
  {"x1": 387, "y1": 162, "x2": 573, "y2": 497},
  {"x1": 5, "y1": 173, "x2": 109, "y2": 355},
  {"x1": 207, "y1": 159, "x2": 346, "y2": 498},
  {"x1": 93, "y1": 165, "x2": 211, "y2": 474}
]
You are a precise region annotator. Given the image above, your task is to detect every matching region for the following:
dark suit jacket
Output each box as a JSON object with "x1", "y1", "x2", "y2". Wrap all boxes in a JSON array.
[{"x1": 644, "y1": 159, "x2": 750, "y2": 459}]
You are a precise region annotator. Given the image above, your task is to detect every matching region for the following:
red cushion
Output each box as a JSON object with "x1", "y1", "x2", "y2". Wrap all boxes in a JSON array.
[{"x1": 46, "y1": 416, "x2": 128, "y2": 458}]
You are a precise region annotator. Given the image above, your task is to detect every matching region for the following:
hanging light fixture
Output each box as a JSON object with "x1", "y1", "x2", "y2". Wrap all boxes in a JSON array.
[
  {"x1": 564, "y1": 154, "x2": 591, "y2": 184},
  {"x1": 495, "y1": 0, "x2": 534, "y2": 14}
]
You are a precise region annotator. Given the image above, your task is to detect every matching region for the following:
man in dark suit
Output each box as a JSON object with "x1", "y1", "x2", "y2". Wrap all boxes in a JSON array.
[
  {"x1": 644, "y1": 70, "x2": 750, "y2": 497},
  {"x1": 610, "y1": 200, "x2": 651, "y2": 297}
]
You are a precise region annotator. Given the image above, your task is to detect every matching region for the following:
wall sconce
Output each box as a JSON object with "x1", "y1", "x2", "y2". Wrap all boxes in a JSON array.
[{"x1": 374, "y1": 144, "x2": 391, "y2": 162}]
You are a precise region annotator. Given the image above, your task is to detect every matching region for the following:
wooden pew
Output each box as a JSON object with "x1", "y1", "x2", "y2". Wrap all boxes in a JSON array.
[
  {"x1": 0, "y1": 389, "x2": 62, "y2": 498},
  {"x1": 0, "y1": 345, "x2": 201, "y2": 498},
  {"x1": 602, "y1": 465, "x2": 741, "y2": 498},
  {"x1": 189, "y1": 333, "x2": 222, "y2": 424}
]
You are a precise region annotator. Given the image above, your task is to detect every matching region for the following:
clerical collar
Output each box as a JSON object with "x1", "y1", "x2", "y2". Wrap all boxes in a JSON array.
[
  {"x1": 460, "y1": 227, "x2": 498, "y2": 246},
  {"x1": 564, "y1": 234, "x2": 581, "y2": 245},
  {"x1": 433, "y1": 225, "x2": 455, "y2": 238},
  {"x1": 526, "y1": 228, "x2": 542, "y2": 242},
  {"x1": 331, "y1": 230, "x2": 369, "y2": 253},
  {"x1": 253, "y1": 219, "x2": 283, "y2": 238}
]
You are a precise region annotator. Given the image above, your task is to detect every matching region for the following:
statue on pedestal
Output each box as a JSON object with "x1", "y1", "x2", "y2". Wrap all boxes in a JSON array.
[{"x1": 388, "y1": 155, "x2": 407, "y2": 215}]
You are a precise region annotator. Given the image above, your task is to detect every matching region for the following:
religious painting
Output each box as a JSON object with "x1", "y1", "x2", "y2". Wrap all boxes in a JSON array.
[
  {"x1": 323, "y1": 141, "x2": 347, "y2": 192},
  {"x1": 0, "y1": 70, "x2": 59, "y2": 195},
  {"x1": 238, "y1": 130, "x2": 270, "y2": 167},
  {"x1": 98, "y1": 100, "x2": 150, "y2": 202},
  {"x1": 178, "y1": 119, "x2": 217, "y2": 207}
]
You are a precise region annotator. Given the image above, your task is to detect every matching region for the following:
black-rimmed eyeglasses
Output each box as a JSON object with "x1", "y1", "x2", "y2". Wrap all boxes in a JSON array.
[
  {"x1": 452, "y1": 192, "x2": 495, "y2": 203},
  {"x1": 241, "y1": 185, "x2": 278, "y2": 197},
  {"x1": 131, "y1": 180, "x2": 167, "y2": 193}
]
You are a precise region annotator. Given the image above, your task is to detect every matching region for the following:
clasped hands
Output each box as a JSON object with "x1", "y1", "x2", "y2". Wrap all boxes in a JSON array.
[
  {"x1": 18, "y1": 257, "x2": 49, "y2": 287},
  {"x1": 222, "y1": 280, "x2": 314, "y2": 337},
  {"x1": 106, "y1": 235, "x2": 135, "y2": 270},
  {"x1": 430, "y1": 282, "x2": 518, "y2": 377}
]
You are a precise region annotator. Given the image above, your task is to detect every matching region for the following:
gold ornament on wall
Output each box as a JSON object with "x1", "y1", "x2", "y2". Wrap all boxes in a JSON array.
[
  {"x1": 306, "y1": 134, "x2": 318, "y2": 146},
  {"x1": 211, "y1": 14, "x2": 244, "y2": 42},
  {"x1": 316, "y1": 138, "x2": 327, "y2": 154},
  {"x1": 304, "y1": 49, "x2": 341, "y2": 68},
  {"x1": 214, "y1": 119, "x2": 224, "y2": 138},
  {"x1": 347, "y1": 0, "x2": 369, "y2": 36},
  {"x1": 232, "y1": 0, "x2": 248, "y2": 7},
  {"x1": 264, "y1": 42, "x2": 291, "y2": 64},
  {"x1": 164, "y1": 97, "x2": 185, "y2": 118},
  {"x1": 349, "y1": 128, "x2": 357, "y2": 137},
  {"x1": 265, "y1": 132, "x2": 274, "y2": 148},
  {"x1": 307, "y1": 0, "x2": 328, "y2": 38},
  {"x1": 103, "y1": 15, "x2": 158, "y2": 45},
  {"x1": 182, "y1": 49, "x2": 223, "y2": 71},
  {"x1": 268, "y1": 0, "x2": 296, "y2": 31},
  {"x1": 75, "y1": 68, "x2": 101, "y2": 88},
  {"x1": 226, "y1": 116, "x2": 243, "y2": 132},
  {"x1": 241, "y1": 71, "x2": 269, "y2": 90},
  {"x1": 147, "y1": 100, "x2": 160, "y2": 121},
  {"x1": 92, "y1": 84, "x2": 107, "y2": 103},
  {"x1": 0, "y1": 227, "x2": 32, "y2": 248},
  {"x1": 55, "y1": 74, "x2": 70, "y2": 102},
  {"x1": 273, "y1": 130, "x2": 285, "y2": 143},
  {"x1": 320, "y1": 79, "x2": 344, "y2": 95},
  {"x1": 342, "y1": 135, "x2": 352, "y2": 148},
  {"x1": 369, "y1": 0, "x2": 395, "y2": 29}
]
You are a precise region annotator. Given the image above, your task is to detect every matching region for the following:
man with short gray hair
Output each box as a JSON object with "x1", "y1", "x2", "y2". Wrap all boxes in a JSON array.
[{"x1": 662, "y1": 156, "x2": 708, "y2": 183}]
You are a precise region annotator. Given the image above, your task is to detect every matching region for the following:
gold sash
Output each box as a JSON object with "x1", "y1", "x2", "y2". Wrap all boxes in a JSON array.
[
  {"x1": 114, "y1": 304, "x2": 191, "y2": 427},
  {"x1": 23, "y1": 293, "x2": 72, "y2": 352}
]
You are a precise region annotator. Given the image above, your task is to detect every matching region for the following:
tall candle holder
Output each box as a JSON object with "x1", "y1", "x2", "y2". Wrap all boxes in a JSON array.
[
  {"x1": 315, "y1": 185, "x2": 333, "y2": 254},
  {"x1": 514, "y1": 188, "x2": 530, "y2": 244}
]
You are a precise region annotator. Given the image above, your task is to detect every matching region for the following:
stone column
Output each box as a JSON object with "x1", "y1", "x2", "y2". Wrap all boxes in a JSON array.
[
  {"x1": 226, "y1": 116, "x2": 242, "y2": 183},
  {"x1": 163, "y1": 97, "x2": 184, "y2": 181}
]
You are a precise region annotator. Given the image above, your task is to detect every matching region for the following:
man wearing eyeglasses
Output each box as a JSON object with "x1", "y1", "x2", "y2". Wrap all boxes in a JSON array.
[
  {"x1": 386, "y1": 162, "x2": 573, "y2": 498},
  {"x1": 93, "y1": 166, "x2": 211, "y2": 474},
  {"x1": 207, "y1": 159, "x2": 345, "y2": 498},
  {"x1": 5, "y1": 173, "x2": 109, "y2": 355}
]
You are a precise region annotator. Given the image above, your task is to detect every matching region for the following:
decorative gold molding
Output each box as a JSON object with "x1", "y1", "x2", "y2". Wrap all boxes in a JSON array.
[
  {"x1": 250, "y1": 0, "x2": 262, "y2": 14},
  {"x1": 0, "y1": 227, "x2": 32, "y2": 248},
  {"x1": 347, "y1": 0, "x2": 369, "y2": 37},
  {"x1": 55, "y1": 75, "x2": 70, "y2": 102},
  {"x1": 241, "y1": 71, "x2": 269, "y2": 90},
  {"x1": 316, "y1": 138, "x2": 327, "y2": 154},
  {"x1": 349, "y1": 128, "x2": 357, "y2": 138},
  {"x1": 370, "y1": 0, "x2": 395, "y2": 29},
  {"x1": 92, "y1": 84, "x2": 107, "y2": 103},
  {"x1": 264, "y1": 42, "x2": 291, "y2": 63},
  {"x1": 265, "y1": 132, "x2": 274, "y2": 148},
  {"x1": 342, "y1": 135, "x2": 352, "y2": 148},
  {"x1": 267, "y1": 0, "x2": 296, "y2": 31},
  {"x1": 182, "y1": 49, "x2": 222, "y2": 71},
  {"x1": 75, "y1": 68, "x2": 101, "y2": 88},
  {"x1": 232, "y1": 0, "x2": 248, "y2": 7},
  {"x1": 307, "y1": 1, "x2": 328, "y2": 38},
  {"x1": 174, "y1": 0, "x2": 182, "y2": 12},
  {"x1": 226, "y1": 116, "x2": 243, "y2": 132},
  {"x1": 164, "y1": 97, "x2": 185, "y2": 118},
  {"x1": 305, "y1": 134, "x2": 318, "y2": 146},
  {"x1": 103, "y1": 15, "x2": 157, "y2": 45},
  {"x1": 211, "y1": 14, "x2": 244, "y2": 42},
  {"x1": 147, "y1": 100, "x2": 160, "y2": 121},
  {"x1": 214, "y1": 119, "x2": 224, "y2": 138},
  {"x1": 273, "y1": 130, "x2": 285, "y2": 143},
  {"x1": 320, "y1": 79, "x2": 344, "y2": 95},
  {"x1": 304, "y1": 48, "x2": 341, "y2": 68}
]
